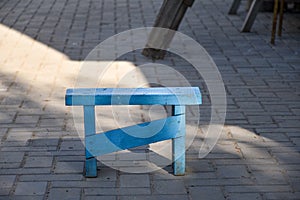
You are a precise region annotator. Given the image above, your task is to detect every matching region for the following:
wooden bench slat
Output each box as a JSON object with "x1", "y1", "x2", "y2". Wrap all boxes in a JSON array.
[{"x1": 65, "y1": 87, "x2": 201, "y2": 106}]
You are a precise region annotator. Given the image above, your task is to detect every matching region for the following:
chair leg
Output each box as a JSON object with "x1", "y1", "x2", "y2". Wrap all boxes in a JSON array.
[
  {"x1": 228, "y1": 0, "x2": 242, "y2": 14},
  {"x1": 271, "y1": 0, "x2": 279, "y2": 44},
  {"x1": 278, "y1": 0, "x2": 284, "y2": 37},
  {"x1": 241, "y1": 0, "x2": 264, "y2": 32},
  {"x1": 247, "y1": 0, "x2": 253, "y2": 11}
]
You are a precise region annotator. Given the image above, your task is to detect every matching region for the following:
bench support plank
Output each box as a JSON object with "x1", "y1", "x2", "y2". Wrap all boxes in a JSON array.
[{"x1": 86, "y1": 115, "x2": 183, "y2": 157}]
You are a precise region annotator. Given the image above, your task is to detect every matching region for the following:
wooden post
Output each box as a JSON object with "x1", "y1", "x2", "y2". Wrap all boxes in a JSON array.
[{"x1": 142, "y1": 0, "x2": 194, "y2": 59}]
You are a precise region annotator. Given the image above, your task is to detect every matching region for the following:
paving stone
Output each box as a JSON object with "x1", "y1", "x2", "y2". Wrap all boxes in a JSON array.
[
  {"x1": 185, "y1": 177, "x2": 254, "y2": 187},
  {"x1": 225, "y1": 185, "x2": 292, "y2": 193},
  {"x1": 54, "y1": 161, "x2": 84, "y2": 174},
  {"x1": 238, "y1": 146, "x2": 272, "y2": 159},
  {"x1": 0, "y1": 175, "x2": 15, "y2": 195},
  {"x1": 264, "y1": 192, "x2": 300, "y2": 200},
  {"x1": 7, "y1": 196, "x2": 44, "y2": 200},
  {"x1": 24, "y1": 156, "x2": 53, "y2": 168},
  {"x1": 189, "y1": 186, "x2": 225, "y2": 200},
  {"x1": 119, "y1": 174, "x2": 150, "y2": 188},
  {"x1": 227, "y1": 193, "x2": 262, "y2": 200},
  {"x1": 260, "y1": 133, "x2": 290, "y2": 142},
  {"x1": 51, "y1": 180, "x2": 115, "y2": 188},
  {"x1": 0, "y1": 168, "x2": 51, "y2": 175},
  {"x1": 84, "y1": 196, "x2": 117, "y2": 200},
  {"x1": 59, "y1": 140, "x2": 84, "y2": 151},
  {"x1": 152, "y1": 180, "x2": 186, "y2": 194},
  {"x1": 152, "y1": 169, "x2": 203, "y2": 180},
  {"x1": 15, "y1": 115, "x2": 39, "y2": 124},
  {"x1": 5, "y1": 131, "x2": 33, "y2": 142},
  {"x1": 14, "y1": 182, "x2": 47, "y2": 195},
  {"x1": 48, "y1": 188, "x2": 81, "y2": 200},
  {"x1": 0, "y1": 152, "x2": 24, "y2": 163},
  {"x1": 86, "y1": 167, "x2": 117, "y2": 182},
  {"x1": 247, "y1": 116, "x2": 273, "y2": 124},
  {"x1": 84, "y1": 188, "x2": 151, "y2": 196},
  {"x1": 185, "y1": 160, "x2": 214, "y2": 172},
  {"x1": 217, "y1": 165, "x2": 250, "y2": 178},
  {"x1": 273, "y1": 153, "x2": 300, "y2": 164},
  {"x1": 252, "y1": 170, "x2": 288, "y2": 184},
  {"x1": 19, "y1": 174, "x2": 83, "y2": 182},
  {"x1": 120, "y1": 195, "x2": 189, "y2": 200}
]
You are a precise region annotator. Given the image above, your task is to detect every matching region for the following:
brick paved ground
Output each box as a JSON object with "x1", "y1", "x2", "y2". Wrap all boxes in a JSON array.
[{"x1": 0, "y1": 0, "x2": 299, "y2": 199}]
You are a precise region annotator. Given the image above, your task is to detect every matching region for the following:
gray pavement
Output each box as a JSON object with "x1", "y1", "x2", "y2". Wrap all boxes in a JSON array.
[{"x1": 0, "y1": 0, "x2": 300, "y2": 199}]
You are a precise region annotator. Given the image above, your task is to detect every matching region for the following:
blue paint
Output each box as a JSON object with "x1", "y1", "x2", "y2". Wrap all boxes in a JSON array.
[
  {"x1": 86, "y1": 116, "x2": 183, "y2": 157},
  {"x1": 66, "y1": 87, "x2": 201, "y2": 106},
  {"x1": 172, "y1": 106, "x2": 186, "y2": 175},
  {"x1": 85, "y1": 158, "x2": 97, "y2": 178},
  {"x1": 83, "y1": 106, "x2": 97, "y2": 177},
  {"x1": 65, "y1": 87, "x2": 202, "y2": 177}
]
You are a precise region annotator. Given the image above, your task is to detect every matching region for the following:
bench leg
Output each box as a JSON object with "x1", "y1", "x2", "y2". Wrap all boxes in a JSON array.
[
  {"x1": 172, "y1": 105, "x2": 185, "y2": 175},
  {"x1": 173, "y1": 136, "x2": 185, "y2": 175},
  {"x1": 84, "y1": 106, "x2": 98, "y2": 177},
  {"x1": 85, "y1": 157, "x2": 97, "y2": 177}
]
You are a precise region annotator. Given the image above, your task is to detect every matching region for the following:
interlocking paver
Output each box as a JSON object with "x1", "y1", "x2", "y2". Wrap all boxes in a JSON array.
[
  {"x1": 24, "y1": 156, "x2": 53, "y2": 168},
  {"x1": 0, "y1": 0, "x2": 299, "y2": 199},
  {"x1": 54, "y1": 161, "x2": 84, "y2": 174},
  {"x1": 0, "y1": 152, "x2": 24, "y2": 163},
  {"x1": 227, "y1": 193, "x2": 262, "y2": 200},
  {"x1": 85, "y1": 196, "x2": 116, "y2": 200},
  {"x1": 120, "y1": 195, "x2": 189, "y2": 200},
  {"x1": 217, "y1": 165, "x2": 250, "y2": 178},
  {"x1": 14, "y1": 182, "x2": 47, "y2": 195},
  {"x1": 189, "y1": 186, "x2": 225, "y2": 200},
  {"x1": 47, "y1": 188, "x2": 81, "y2": 200},
  {"x1": 119, "y1": 174, "x2": 150, "y2": 188},
  {"x1": 0, "y1": 175, "x2": 15, "y2": 195},
  {"x1": 152, "y1": 180, "x2": 186, "y2": 194}
]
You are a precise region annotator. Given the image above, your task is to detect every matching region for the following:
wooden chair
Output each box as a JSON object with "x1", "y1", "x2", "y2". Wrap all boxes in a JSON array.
[{"x1": 229, "y1": 0, "x2": 299, "y2": 44}]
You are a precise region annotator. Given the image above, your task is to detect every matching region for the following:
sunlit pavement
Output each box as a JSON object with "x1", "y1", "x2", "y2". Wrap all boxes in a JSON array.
[{"x1": 0, "y1": 0, "x2": 299, "y2": 199}]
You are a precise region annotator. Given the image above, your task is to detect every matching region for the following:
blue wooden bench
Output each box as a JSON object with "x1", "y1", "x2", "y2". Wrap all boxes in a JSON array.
[{"x1": 65, "y1": 87, "x2": 202, "y2": 177}]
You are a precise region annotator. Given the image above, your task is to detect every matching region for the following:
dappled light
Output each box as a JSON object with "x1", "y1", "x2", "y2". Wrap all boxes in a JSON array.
[{"x1": 0, "y1": 0, "x2": 299, "y2": 199}]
